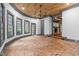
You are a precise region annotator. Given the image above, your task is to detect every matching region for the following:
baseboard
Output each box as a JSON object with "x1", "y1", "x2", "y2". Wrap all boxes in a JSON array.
[
  {"x1": 44, "y1": 34, "x2": 52, "y2": 37},
  {"x1": 61, "y1": 37, "x2": 79, "y2": 43},
  {"x1": 36, "y1": 34, "x2": 42, "y2": 35},
  {"x1": 36, "y1": 34, "x2": 52, "y2": 37},
  {"x1": 4, "y1": 35, "x2": 32, "y2": 47}
]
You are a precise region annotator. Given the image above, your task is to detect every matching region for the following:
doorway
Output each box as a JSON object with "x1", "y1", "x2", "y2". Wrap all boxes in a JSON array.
[
  {"x1": 41, "y1": 20, "x2": 44, "y2": 35},
  {"x1": 31, "y1": 23, "x2": 36, "y2": 35},
  {"x1": 53, "y1": 15, "x2": 62, "y2": 37}
]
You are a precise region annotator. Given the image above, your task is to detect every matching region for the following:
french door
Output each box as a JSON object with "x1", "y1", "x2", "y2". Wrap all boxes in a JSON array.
[{"x1": 31, "y1": 23, "x2": 36, "y2": 35}]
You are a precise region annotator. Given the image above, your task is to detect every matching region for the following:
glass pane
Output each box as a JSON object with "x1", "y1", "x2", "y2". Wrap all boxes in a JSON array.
[
  {"x1": 16, "y1": 18, "x2": 22, "y2": 35},
  {"x1": 7, "y1": 12, "x2": 14, "y2": 38},
  {"x1": 24, "y1": 21, "x2": 29, "y2": 34}
]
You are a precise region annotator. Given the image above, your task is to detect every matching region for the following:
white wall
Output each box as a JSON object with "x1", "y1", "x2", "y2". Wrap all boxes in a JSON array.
[
  {"x1": 62, "y1": 5, "x2": 79, "y2": 41},
  {"x1": 43, "y1": 17, "x2": 53, "y2": 35}
]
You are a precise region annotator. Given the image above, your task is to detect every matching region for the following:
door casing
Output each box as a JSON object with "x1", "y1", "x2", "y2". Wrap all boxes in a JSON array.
[{"x1": 31, "y1": 23, "x2": 36, "y2": 35}]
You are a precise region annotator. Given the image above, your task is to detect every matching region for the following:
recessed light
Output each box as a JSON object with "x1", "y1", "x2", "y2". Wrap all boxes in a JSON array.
[{"x1": 22, "y1": 7, "x2": 25, "y2": 10}]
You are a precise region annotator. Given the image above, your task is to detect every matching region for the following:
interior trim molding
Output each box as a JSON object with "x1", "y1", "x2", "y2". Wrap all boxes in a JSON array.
[{"x1": 31, "y1": 23, "x2": 36, "y2": 35}]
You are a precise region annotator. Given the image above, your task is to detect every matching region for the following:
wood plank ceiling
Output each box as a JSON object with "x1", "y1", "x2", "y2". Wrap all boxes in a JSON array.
[{"x1": 15, "y1": 3, "x2": 74, "y2": 18}]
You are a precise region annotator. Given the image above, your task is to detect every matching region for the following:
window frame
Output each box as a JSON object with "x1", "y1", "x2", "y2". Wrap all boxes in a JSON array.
[
  {"x1": 7, "y1": 10, "x2": 14, "y2": 38},
  {"x1": 0, "y1": 4, "x2": 5, "y2": 47},
  {"x1": 16, "y1": 17, "x2": 22, "y2": 35},
  {"x1": 24, "y1": 20, "x2": 30, "y2": 34}
]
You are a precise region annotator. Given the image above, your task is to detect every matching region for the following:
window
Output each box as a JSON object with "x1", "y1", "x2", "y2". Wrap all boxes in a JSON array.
[
  {"x1": 24, "y1": 20, "x2": 30, "y2": 34},
  {"x1": 0, "y1": 4, "x2": 5, "y2": 47},
  {"x1": 16, "y1": 18, "x2": 22, "y2": 35},
  {"x1": 7, "y1": 10, "x2": 14, "y2": 38}
]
